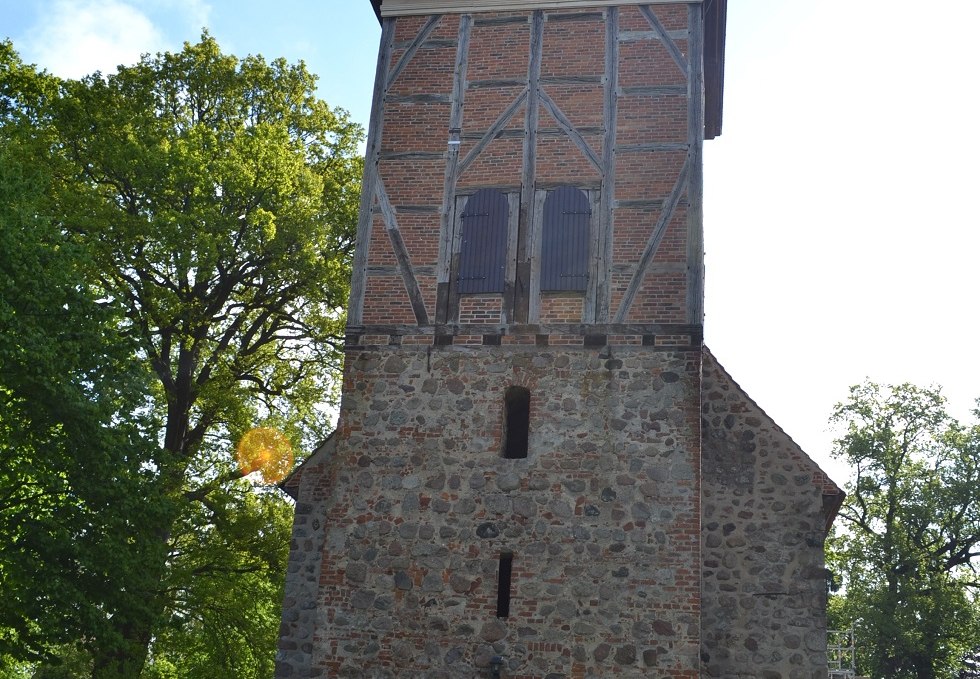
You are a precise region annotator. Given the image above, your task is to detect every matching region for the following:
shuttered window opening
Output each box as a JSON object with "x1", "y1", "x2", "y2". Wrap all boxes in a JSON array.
[
  {"x1": 457, "y1": 188, "x2": 508, "y2": 294},
  {"x1": 540, "y1": 186, "x2": 590, "y2": 292}
]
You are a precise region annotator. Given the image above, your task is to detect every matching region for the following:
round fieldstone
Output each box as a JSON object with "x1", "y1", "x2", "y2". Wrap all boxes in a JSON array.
[
  {"x1": 394, "y1": 571, "x2": 413, "y2": 591},
  {"x1": 614, "y1": 645, "x2": 636, "y2": 665},
  {"x1": 476, "y1": 522, "x2": 500, "y2": 539},
  {"x1": 497, "y1": 473, "x2": 521, "y2": 491}
]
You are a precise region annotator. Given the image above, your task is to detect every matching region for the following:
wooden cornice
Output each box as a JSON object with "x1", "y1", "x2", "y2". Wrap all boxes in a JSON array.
[{"x1": 377, "y1": 0, "x2": 699, "y2": 15}]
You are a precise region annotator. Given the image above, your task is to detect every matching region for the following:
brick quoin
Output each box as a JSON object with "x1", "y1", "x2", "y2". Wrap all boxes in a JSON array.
[{"x1": 275, "y1": 2, "x2": 844, "y2": 678}]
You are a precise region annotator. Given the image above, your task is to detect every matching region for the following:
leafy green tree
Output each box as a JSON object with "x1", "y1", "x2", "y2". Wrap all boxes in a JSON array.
[
  {"x1": 1, "y1": 42, "x2": 158, "y2": 674},
  {"x1": 828, "y1": 382, "x2": 980, "y2": 679},
  {"x1": 145, "y1": 487, "x2": 292, "y2": 679},
  {"x1": 0, "y1": 34, "x2": 362, "y2": 678}
]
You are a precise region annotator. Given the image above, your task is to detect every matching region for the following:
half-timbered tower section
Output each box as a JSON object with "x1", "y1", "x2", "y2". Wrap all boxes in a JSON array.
[
  {"x1": 348, "y1": 0, "x2": 717, "y2": 333},
  {"x1": 276, "y1": 1, "x2": 843, "y2": 678}
]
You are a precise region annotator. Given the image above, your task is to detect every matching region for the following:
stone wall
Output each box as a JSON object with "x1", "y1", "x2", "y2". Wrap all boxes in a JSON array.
[
  {"x1": 700, "y1": 352, "x2": 834, "y2": 679},
  {"x1": 278, "y1": 344, "x2": 702, "y2": 678},
  {"x1": 277, "y1": 436, "x2": 335, "y2": 677}
]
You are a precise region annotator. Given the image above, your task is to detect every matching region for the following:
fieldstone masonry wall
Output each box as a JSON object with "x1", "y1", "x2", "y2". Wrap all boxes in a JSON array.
[
  {"x1": 700, "y1": 353, "x2": 836, "y2": 679},
  {"x1": 279, "y1": 345, "x2": 703, "y2": 678},
  {"x1": 279, "y1": 436, "x2": 335, "y2": 676}
]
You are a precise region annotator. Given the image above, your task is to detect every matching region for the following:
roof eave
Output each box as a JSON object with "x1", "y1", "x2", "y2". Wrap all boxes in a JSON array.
[{"x1": 702, "y1": 0, "x2": 726, "y2": 140}]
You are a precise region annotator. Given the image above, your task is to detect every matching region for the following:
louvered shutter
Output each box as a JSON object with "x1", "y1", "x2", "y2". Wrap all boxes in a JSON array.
[
  {"x1": 457, "y1": 189, "x2": 508, "y2": 294},
  {"x1": 540, "y1": 186, "x2": 590, "y2": 292}
]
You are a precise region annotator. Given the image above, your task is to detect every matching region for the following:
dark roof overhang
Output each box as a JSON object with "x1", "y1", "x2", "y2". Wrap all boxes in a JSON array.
[{"x1": 702, "y1": 0, "x2": 726, "y2": 139}]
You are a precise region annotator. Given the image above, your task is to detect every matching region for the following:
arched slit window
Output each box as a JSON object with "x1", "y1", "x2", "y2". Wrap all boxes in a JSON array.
[
  {"x1": 503, "y1": 386, "x2": 530, "y2": 460},
  {"x1": 457, "y1": 188, "x2": 508, "y2": 294},
  {"x1": 541, "y1": 186, "x2": 590, "y2": 292}
]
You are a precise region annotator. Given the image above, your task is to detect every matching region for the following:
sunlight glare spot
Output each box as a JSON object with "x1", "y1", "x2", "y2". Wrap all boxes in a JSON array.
[{"x1": 236, "y1": 427, "x2": 294, "y2": 484}]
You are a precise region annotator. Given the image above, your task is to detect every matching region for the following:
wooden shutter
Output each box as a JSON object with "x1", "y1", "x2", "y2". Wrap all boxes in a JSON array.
[
  {"x1": 540, "y1": 186, "x2": 590, "y2": 292},
  {"x1": 457, "y1": 189, "x2": 508, "y2": 294}
]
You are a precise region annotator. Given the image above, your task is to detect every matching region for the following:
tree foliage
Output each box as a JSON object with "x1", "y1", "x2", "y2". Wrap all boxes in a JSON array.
[
  {"x1": 1, "y1": 43, "x2": 157, "y2": 670},
  {"x1": 0, "y1": 34, "x2": 362, "y2": 678},
  {"x1": 828, "y1": 381, "x2": 980, "y2": 679}
]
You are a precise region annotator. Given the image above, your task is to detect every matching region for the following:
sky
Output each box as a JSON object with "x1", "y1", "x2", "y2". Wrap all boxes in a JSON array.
[{"x1": 3, "y1": 0, "x2": 979, "y2": 485}]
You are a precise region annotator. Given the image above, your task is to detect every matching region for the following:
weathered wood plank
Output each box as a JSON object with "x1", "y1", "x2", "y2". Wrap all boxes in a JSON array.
[
  {"x1": 444, "y1": 194, "x2": 467, "y2": 322},
  {"x1": 367, "y1": 265, "x2": 438, "y2": 276},
  {"x1": 376, "y1": 178, "x2": 430, "y2": 324},
  {"x1": 536, "y1": 179, "x2": 601, "y2": 191},
  {"x1": 638, "y1": 5, "x2": 689, "y2": 75},
  {"x1": 613, "y1": 261, "x2": 686, "y2": 274},
  {"x1": 613, "y1": 155, "x2": 691, "y2": 323},
  {"x1": 455, "y1": 89, "x2": 528, "y2": 179},
  {"x1": 540, "y1": 75, "x2": 602, "y2": 85},
  {"x1": 346, "y1": 322, "x2": 702, "y2": 336},
  {"x1": 614, "y1": 198, "x2": 666, "y2": 209},
  {"x1": 381, "y1": 0, "x2": 698, "y2": 16},
  {"x1": 538, "y1": 88, "x2": 602, "y2": 172},
  {"x1": 594, "y1": 6, "x2": 618, "y2": 323},
  {"x1": 582, "y1": 188, "x2": 602, "y2": 321},
  {"x1": 460, "y1": 125, "x2": 601, "y2": 140},
  {"x1": 527, "y1": 189, "x2": 548, "y2": 322},
  {"x1": 547, "y1": 11, "x2": 603, "y2": 21},
  {"x1": 393, "y1": 204, "x2": 442, "y2": 213},
  {"x1": 686, "y1": 4, "x2": 705, "y2": 326},
  {"x1": 619, "y1": 85, "x2": 686, "y2": 97},
  {"x1": 348, "y1": 18, "x2": 395, "y2": 326},
  {"x1": 386, "y1": 14, "x2": 443, "y2": 89},
  {"x1": 437, "y1": 14, "x2": 472, "y2": 323},
  {"x1": 468, "y1": 78, "x2": 527, "y2": 89},
  {"x1": 540, "y1": 75, "x2": 603, "y2": 85},
  {"x1": 514, "y1": 10, "x2": 544, "y2": 324},
  {"x1": 501, "y1": 191, "x2": 521, "y2": 325},
  {"x1": 616, "y1": 142, "x2": 689, "y2": 154},
  {"x1": 380, "y1": 151, "x2": 446, "y2": 160}
]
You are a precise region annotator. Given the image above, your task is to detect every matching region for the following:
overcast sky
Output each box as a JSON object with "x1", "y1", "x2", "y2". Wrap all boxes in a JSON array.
[{"x1": 4, "y1": 0, "x2": 979, "y2": 485}]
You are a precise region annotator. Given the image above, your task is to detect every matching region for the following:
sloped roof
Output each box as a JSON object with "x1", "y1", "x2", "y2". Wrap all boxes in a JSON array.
[
  {"x1": 702, "y1": 346, "x2": 845, "y2": 531},
  {"x1": 278, "y1": 431, "x2": 336, "y2": 500}
]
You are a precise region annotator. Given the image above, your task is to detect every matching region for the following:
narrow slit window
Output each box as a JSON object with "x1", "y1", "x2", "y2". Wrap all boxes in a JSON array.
[
  {"x1": 540, "y1": 186, "x2": 591, "y2": 292},
  {"x1": 503, "y1": 386, "x2": 530, "y2": 459},
  {"x1": 496, "y1": 553, "x2": 513, "y2": 618},
  {"x1": 457, "y1": 188, "x2": 508, "y2": 293}
]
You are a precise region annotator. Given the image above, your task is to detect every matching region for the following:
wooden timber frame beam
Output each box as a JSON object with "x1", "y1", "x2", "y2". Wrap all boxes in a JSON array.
[
  {"x1": 349, "y1": 15, "x2": 442, "y2": 326},
  {"x1": 355, "y1": 3, "x2": 719, "y2": 329},
  {"x1": 686, "y1": 3, "x2": 706, "y2": 325},
  {"x1": 511, "y1": 10, "x2": 544, "y2": 325},
  {"x1": 347, "y1": 18, "x2": 394, "y2": 325},
  {"x1": 368, "y1": 0, "x2": 726, "y2": 140},
  {"x1": 436, "y1": 14, "x2": 473, "y2": 324}
]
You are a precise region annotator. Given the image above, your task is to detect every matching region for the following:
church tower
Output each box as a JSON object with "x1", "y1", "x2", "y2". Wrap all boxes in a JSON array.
[{"x1": 277, "y1": 2, "x2": 843, "y2": 678}]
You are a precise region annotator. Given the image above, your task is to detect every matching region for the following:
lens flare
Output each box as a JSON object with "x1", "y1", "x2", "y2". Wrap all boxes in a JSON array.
[{"x1": 236, "y1": 427, "x2": 294, "y2": 484}]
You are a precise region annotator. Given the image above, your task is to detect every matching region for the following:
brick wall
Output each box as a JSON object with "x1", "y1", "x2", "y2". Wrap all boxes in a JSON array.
[{"x1": 355, "y1": 3, "x2": 700, "y2": 328}]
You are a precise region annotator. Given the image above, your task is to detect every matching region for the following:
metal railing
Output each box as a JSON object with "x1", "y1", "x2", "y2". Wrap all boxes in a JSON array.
[{"x1": 828, "y1": 628, "x2": 856, "y2": 679}]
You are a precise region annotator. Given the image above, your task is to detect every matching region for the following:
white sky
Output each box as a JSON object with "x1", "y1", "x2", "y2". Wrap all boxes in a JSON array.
[{"x1": 3, "y1": 0, "x2": 979, "y2": 485}]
